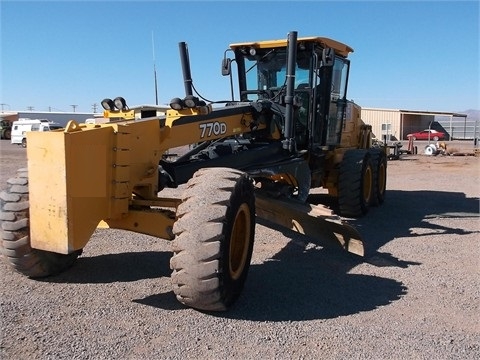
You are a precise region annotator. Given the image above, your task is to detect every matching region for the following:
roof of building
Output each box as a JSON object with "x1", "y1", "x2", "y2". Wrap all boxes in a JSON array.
[{"x1": 362, "y1": 107, "x2": 467, "y2": 118}]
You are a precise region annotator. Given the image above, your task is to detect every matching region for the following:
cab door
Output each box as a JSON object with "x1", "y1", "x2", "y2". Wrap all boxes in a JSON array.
[
  {"x1": 310, "y1": 53, "x2": 350, "y2": 150},
  {"x1": 325, "y1": 57, "x2": 350, "y2": 146}
]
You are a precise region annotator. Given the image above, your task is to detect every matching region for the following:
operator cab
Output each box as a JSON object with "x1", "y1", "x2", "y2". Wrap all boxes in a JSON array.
[{"x1": 225, "y1": 37, "x2": 353, "y2": 153}]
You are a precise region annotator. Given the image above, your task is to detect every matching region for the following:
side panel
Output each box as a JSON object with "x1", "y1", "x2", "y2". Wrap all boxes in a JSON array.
[{"x1": 27, "y1": 119, "x2": 166, "y2": 254}]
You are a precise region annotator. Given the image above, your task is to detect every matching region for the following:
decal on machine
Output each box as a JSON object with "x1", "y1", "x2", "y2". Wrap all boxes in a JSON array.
[{"x1": 199, "y1": 121, "x2": 227, "y2": 138}]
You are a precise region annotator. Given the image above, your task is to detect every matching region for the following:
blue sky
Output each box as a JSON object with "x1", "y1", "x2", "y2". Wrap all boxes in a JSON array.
[{"x1": 1, "y1": 1, "x2": 479, "y2": 113}]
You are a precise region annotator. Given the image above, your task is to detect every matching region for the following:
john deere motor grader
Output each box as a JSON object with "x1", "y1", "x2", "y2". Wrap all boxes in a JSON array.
[{"x1": 0, "y1": 31, "x2": 386, "y2": 311}]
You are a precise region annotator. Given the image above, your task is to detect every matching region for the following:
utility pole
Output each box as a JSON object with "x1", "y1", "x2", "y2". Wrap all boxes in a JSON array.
[
  {"x1": 27, "y1": 106, "x2": 34, "y2": 111},
  {"x1": 70, "y1": 104, "x2": 78, "y2": 112},
  {"x1": 92, "y1": 103, "x2": 98, "y2": 113},
  {"x1": 0, "y1": 103, "x2": 9, "y2": 112}
]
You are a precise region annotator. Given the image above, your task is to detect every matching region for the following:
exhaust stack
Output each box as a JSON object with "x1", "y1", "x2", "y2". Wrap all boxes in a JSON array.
[
  {"x1": 282, "y1": 31, "x2": 298, "y2": 152},
  {"x1": 179, "y1": 42, "x2": 193, "y2": 97}
]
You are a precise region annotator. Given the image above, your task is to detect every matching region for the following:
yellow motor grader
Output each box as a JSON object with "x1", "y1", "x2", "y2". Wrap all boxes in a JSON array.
[{"x1": 0, "y1": 31, "x2": 386, "y2": 311}]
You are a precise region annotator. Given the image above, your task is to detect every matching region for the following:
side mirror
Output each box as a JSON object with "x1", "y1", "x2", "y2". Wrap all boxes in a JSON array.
[
  {"x1": 322, "y1": 48, "x2": 335, "y2": 67},
  {"x1": 221, "y1": 58, "x2": 231, "y2": 76}
]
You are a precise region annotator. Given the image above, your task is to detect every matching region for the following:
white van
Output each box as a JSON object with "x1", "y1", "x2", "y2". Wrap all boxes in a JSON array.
[{"x1": 11, "y1": 118, "x2": 63, "y2": 147}]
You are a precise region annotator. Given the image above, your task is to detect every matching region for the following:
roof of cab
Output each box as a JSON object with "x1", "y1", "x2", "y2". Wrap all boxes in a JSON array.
[{"x1": 229, "y1": 36, "x2": 354, "y2": 58}]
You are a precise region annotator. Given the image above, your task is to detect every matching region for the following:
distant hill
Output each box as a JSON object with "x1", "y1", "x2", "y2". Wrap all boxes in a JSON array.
[{"x1": 462, "y1": 109, "x2": 480, "y2": 120}]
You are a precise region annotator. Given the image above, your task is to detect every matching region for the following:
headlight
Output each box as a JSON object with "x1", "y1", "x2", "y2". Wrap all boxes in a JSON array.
[
  {"x1": 184, "y1": 95, "x2": 199, "y2": 108},
  {"x1": 170, "y1": 97, "x2": 184, "y2": 110},
  {"x1": 101, "y1": 98, "x2": 115, "y2": 111},
  {"x1": 114, "y1": 97, "x2": 127, "y2": 111}
]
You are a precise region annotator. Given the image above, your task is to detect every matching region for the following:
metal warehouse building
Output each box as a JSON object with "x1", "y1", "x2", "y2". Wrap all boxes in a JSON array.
[{"x1": 361, "y1": 108, "x2": 476, "y2": 142}]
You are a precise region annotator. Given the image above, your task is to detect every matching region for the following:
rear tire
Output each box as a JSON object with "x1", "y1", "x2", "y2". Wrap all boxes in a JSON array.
[
  {"x1": 338, "y1": 150, "x2": 373, "y2": 217},
  {"x1": 369, "y1": 148, "x2": 387, "y2": 206},
  {"x1": 0, "y1": 169, "x2": 81, "y2": 278},
  {"x1": 170, "y1": 167, "x2": 255, "y2": 311}
]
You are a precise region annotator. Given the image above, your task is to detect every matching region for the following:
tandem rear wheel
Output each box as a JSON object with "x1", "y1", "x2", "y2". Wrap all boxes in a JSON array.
[{"x1": 338, "y1": 148, "x2": 387, "y2": 218}]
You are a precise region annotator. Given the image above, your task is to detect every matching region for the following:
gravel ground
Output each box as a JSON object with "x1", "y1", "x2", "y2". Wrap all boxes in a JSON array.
[{"x1": 0, "y1": 139, "x2": 479, "y2": 359}]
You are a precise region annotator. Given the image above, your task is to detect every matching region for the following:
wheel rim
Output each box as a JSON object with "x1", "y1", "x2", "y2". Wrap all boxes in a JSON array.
[
  {"x1": 363, "y1": 163, "x2": 373, "y2": 204},
  {"x1": 229, "y1": 203, "x2": 251, "y2": 280}
]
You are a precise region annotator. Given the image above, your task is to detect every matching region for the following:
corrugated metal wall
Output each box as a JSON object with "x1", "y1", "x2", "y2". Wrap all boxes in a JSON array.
[
  {"x1": 360, "y1": 108, "x2": 401, "y2": 141},
  {"x1": 435, "y1": 116, "x2": 478, "y2": 140}
]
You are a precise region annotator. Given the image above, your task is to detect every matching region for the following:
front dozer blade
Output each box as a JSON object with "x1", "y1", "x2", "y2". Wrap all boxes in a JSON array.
[{"x1": 255, "y1": 192, "x2": 364, "y2": 256}]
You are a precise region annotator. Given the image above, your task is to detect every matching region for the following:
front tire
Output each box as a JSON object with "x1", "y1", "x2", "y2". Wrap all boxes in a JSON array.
[
  {"x1": 0, "y1": 169, "x2": 81, "y2": 278},
  {"x1": 170, "y1": 167, "x2": 255, "y2": 311}
]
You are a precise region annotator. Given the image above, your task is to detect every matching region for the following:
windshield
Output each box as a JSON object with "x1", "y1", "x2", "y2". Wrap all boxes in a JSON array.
[{"x1": 243, "y1": 49, "x2": 311, "y2": 100}]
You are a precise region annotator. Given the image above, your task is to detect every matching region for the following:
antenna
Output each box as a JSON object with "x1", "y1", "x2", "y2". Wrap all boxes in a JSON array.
[{"x1": 152, "y1": 31, "x2": 159, "y2": 105}]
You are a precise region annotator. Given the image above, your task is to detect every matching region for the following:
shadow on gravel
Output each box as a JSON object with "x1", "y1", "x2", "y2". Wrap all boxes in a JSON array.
[
  {"x1": 133, "y1": 291, "x2": 186, "y2": 311},
  {"x1": 344, "y1": 189, "x2": 480, "y2": 255},
  {"x1": 42, "y1": 251, "x2": 172, "y2": 284},
  {"x1": 222, "y1": 241, "x2": 408, "y2": 321},
  {"x1": 308, "y1": 189, "x2": 479, "y2": 256},
  {"x1": 134, "y1": 242, "x2": 409, "y2": 321},
  {"x1": 133, "y1": 250, "x2": 409, "y2": 319}
]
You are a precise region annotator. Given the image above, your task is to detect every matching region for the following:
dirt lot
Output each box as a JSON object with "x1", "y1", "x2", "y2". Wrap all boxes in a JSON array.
[{"x1": 0, "y1": 139, "x2": 479, "y2": 359}]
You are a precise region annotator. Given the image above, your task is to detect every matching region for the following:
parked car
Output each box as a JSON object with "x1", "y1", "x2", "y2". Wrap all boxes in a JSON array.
[{"x1": 407, "y1": 129, "x2": 446, "y2": 141}]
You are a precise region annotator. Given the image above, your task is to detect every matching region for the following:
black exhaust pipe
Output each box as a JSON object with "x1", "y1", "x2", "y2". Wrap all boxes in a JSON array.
[
  {"x1": 179, "y1": 42, "x2": 193, "y2": 96},
  {"x1": 283, "y1": 31, "x2": 298, "y2": 152}
]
